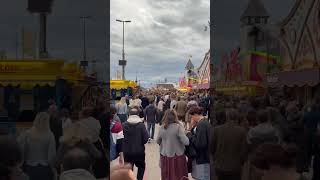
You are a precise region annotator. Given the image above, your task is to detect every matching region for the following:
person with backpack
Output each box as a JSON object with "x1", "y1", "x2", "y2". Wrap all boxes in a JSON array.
[
  {"x1": 122, "y1": 108, "x2": 149, "y2": 180},
  {"x1": 110, "y1": 106, "x2": 124, "y2": 166}
]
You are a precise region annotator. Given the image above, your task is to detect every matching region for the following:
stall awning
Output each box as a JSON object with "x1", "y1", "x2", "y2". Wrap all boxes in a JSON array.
[
  {"x1": 267, "y1": 68, "x2": 320, "y2": 87},
  {"x1": 110, "y1": 80, "x2": 137, "y2": 90},
  {"x1": 0, "y1": 80, "x2": 55, "y2": 90}
]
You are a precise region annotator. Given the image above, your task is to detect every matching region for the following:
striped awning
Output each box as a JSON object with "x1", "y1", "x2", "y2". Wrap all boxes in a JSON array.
[
  {"x1": 0, "y1": 80, "x2": 55, "y2": 89},
  {"x1": 267, "y1": 68, "x2": 320, "y2": 87}
]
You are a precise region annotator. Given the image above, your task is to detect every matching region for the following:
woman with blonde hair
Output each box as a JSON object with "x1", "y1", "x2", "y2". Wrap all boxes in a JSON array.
[
  {"x1": 17, "y1": 112, "x2": 56, "y2": 180},
  {"x1": 157, "y1": 109, "x2": 189, "y2": 180},
  {"x1": 76, "y1": 107, "x2": 108, "y2": 179},
  {"x1": 55, "y1": 123, "x2": 101, "y2": 176},
  {"x1": 117, "y1": 97, "x2": 128, "y2": 123}
]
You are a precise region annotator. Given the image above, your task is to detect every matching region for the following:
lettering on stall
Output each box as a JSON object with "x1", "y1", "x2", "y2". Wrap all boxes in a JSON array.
[{"x1": 0, "y1": 64, "x2": 18, "y2": 72}]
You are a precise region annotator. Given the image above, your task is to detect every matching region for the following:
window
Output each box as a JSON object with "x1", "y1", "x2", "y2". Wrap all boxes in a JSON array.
[
  {"x1": 248, "y1": 17, "x2": 252, "y2": 24},
  {"x1": 255, "y1": 17, "x2": 261, "y2": 24}
]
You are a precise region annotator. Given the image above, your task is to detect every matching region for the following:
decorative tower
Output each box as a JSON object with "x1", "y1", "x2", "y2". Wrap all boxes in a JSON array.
[
  {"x1": 185, "y1": 57, "x2": 195, "y2": 88},
  {"x1": 240, "y1": 0, "x2": 269, "y2": 53}
]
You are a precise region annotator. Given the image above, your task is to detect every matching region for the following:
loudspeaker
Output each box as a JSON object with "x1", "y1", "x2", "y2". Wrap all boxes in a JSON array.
[{"x1": 27, "y1": 0, "x2": 54, "y2": 13}]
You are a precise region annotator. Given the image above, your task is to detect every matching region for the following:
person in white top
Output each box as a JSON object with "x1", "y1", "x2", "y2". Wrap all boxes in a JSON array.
[
  {"x1": 60, "y1": 109, "x2": 72, "y2": 134},
  {"x1": 18, "y1": 112, "x2": 56, "y2": 180},
  {"x1": 170, "y1": 94, "x2": 177, "y2": 110},
  {"x1": 157, "y1": 97, "x2": 165, "y2": 124},
  {"x1": 157, "y1": 98, "x2": 165, "y2": 112}
]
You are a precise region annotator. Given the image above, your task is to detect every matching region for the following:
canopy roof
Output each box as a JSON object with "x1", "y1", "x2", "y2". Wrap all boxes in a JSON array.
[
  {"x1": 241, "y1": 0, "x2": 269, "y2": 19},
  {"x1": 0, "y1": 59, "x2": 85, "y2": 88},
  {"x1": 110, "y1": 80, "x2": 137, "y2": 90}
]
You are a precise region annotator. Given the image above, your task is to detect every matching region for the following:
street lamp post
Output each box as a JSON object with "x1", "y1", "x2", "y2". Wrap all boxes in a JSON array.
[
  {"x1": 80, "y1": 16, "x2": 92, "y2": 71},
  {"x1": 116, "y1": 19, "x2": 131, "y2": 80},
  {"x1": 210, "y1": 0, "x2": 216, "y2": 91}
]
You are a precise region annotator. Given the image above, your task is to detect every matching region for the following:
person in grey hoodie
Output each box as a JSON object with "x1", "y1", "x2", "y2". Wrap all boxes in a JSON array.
[{"x1": 60, "y1": 147, "x2": 97, "y2": 180}]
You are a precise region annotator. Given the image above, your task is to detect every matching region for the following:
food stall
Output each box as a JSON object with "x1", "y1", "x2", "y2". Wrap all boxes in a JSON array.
[
  {"x1": 0, "y1": 59, "x2": 85, "y2": 134},
  {"x1": 110, "y1": 80, "x2": 138, "y2": 100}
]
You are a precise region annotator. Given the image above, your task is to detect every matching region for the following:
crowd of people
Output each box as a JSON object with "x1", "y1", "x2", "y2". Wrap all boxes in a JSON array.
[
  {"x1": 0, "y1": 89, "x2": 319, "y2": 180},
  {"x1": 110, "y1": 90, "x2": 320, "y2": 180},
  {"x1": 0, "y1": 100, "x2": 110, "y2": 180}
]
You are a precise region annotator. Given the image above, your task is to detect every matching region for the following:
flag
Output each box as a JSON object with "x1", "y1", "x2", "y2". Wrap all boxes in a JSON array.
[{"x1": 22, "y1": 28, "x2": 36, "y2": 58}]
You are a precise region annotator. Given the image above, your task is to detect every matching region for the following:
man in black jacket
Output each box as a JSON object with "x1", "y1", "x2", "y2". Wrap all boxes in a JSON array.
[
  {"x1": 186, "y1": 106, "x2": 211, "y2": 180},
  {"x1": 122, "y1": 108, "x2": 149, "y2": 180},
  {"x1": 140, "y1": 94, "x2": 149, "y2": 110}
]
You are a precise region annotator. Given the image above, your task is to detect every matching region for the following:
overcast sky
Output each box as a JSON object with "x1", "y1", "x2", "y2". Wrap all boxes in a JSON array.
[
  {"x1": 111, "y1": 0, "x2": 210, "y2": 86},
  {"x1": 0, "y1": 0, "x2": 294, "y2": 86},
  {"x1": 111, "y1": 0, "x2": 294, "y2": 87}
]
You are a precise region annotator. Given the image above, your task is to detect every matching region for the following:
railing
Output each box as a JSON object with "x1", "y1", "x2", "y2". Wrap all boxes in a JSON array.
[{"x1": 73, "y1": 85, "x2": 92, "y2": 113}]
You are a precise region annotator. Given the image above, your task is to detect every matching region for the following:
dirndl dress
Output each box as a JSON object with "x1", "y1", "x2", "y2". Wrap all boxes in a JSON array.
[{"x1": 160, "y1": 154, "x2": 188, "y2": 180}]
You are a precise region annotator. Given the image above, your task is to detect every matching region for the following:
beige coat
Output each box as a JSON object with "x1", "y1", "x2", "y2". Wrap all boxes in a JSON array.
[{"x1": 175, "y1": 100, "x2": 188, "y2": 117}]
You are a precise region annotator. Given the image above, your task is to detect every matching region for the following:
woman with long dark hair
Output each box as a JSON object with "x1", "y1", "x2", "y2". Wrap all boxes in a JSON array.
[{"x1": 157, "y1": 109, "x2": 189, "y2": 180}]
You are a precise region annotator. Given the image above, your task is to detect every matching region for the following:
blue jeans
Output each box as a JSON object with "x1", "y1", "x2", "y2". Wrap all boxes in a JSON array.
[
  {"x1": 192, "y1": 161, "x2": 210, "y2": 180},
  {"x1": 147, "y1": 122, "x2": 155, "y2": 139}
]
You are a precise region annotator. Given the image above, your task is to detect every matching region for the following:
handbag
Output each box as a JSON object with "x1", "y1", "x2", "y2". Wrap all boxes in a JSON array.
[{"x1": 185, "y1": 144, "x2": 197, "y2": 158}]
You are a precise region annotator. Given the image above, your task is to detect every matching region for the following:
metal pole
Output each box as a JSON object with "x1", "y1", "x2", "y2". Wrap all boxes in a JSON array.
[
  {"x1": 39, "y1": 13, "x2": 48, "y2": 58},
  {"x1": 116, "y1": 19, "x2": 131, "y2": 80},
  {"x1": 80, "y1": 16, "x2": 92, "y2": 71},
  {"x1": 16, "y1": 31, "x2": 18, "y2": 59},
  {"x1": 122, "y1": 21, "x2": 125, "y2": 80},
  {"x1": 123, "y1": 21, "x2": 125, "y2": 61},
  {"x1": 83, "y1": 18, "x2": 86, "y2": 62},
  {"x1": 44, "y1": 14, "x2": 47, "y2": 55}
]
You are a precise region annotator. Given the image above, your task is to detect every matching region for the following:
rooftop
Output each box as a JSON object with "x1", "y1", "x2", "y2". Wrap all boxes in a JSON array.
[{"x1": 241, "y1": 0, "x2": 269, "y2": 19}]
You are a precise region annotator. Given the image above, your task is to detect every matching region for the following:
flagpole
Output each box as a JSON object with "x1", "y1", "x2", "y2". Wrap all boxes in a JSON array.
[
  {"x1": 22, "y1": 27, "x2": 24, "y2": 59},
  {"x1": 15, "y1": 31, "x2": 19, "y2": 59}
]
